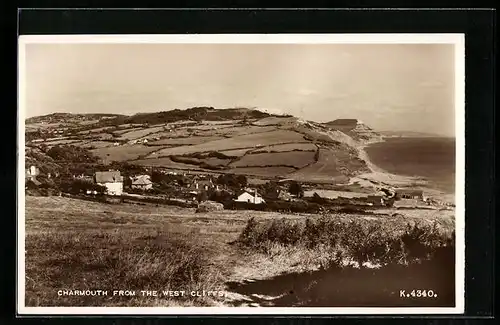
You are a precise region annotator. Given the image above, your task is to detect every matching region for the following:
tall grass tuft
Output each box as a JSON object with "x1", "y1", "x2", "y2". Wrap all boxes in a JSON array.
[
  {"x1": 236, "y1": 216, "x2": 454, "y2": 267},
  {"x1": 25, "y1": 230, "x2": 224, "y2": 307}
]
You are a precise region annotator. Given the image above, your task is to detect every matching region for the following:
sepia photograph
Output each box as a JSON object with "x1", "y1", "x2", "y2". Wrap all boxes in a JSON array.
[{"x1": 17, "y1": 34, "x2": 464, "y2": 315}]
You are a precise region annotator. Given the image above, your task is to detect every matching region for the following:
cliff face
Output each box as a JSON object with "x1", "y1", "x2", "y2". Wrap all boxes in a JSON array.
[{"x1": 323, "y1": 119, "x2": 382, "y2": 143}]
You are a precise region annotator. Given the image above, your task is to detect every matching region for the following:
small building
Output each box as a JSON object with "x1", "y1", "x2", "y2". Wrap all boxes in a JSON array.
[
  {"x1": 235, "y1": 190, "x2": 265, "y2": 204},
  {"x1": 74, "y1": 174, "x2": 94, "y2": 182},
  {"x1": 25, "y1": 165, "x2": 42, "y2": 188},
  {"x1": 94, "y1": 171, "x2": 123, "y2": 196},
  {"x1": 26, "y1": 165, "x2": 40, "y2": 177},
  {"x1": 395, "y1": 189, "x2": 424, "y2": 200},
  {"x1": 190, "y1": 179, "x2": 218, "y2": 192},
  {"x1": 131, "y1": 175, "x2": 153, "y2": 190},
  {"x1": 277, "y1": 190, "x2": 293, "y2": 202}
]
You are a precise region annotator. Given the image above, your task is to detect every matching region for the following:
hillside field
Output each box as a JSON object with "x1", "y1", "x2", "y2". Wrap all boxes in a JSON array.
[
  {"x1": 91, "y1": 145, "x2": 161, "y2": 162},
  {"x1": 229, "y1": 151, "x2": 316, "y2": 169}
]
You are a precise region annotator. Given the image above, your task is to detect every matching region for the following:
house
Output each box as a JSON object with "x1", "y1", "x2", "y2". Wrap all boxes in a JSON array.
[
  {"x1": 74, "y1": 174, "x2": 94, "y2": 182},
  {"x1": 25, "y1": 165, "x2": 41, "y2": 187},
  {"x1": 94, "y1": 171, "x2": 123, "y2": 196},
  {"x1": 395, "y1": 189, "x2": 424, "y2": 200},
  {"x1": 131, "y1": 175, "x2": 153, "y2": 190},
  {"x1": 190, "y1": 179, "x2": 218, "y2": 192},
  {"x1": 235, "y1": 190, "x2": 265, "y2": 204},
  {"x1": 26, "y1": 165, "x2": 40, "y2": 177},
  {"x1": 277, "y1": 190, "x2": 293, "y2": 202}
]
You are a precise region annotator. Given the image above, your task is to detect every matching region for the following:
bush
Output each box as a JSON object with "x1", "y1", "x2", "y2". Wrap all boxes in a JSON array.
[
  {"x1": 237, "y1": 217, "x2": 454, "y2": 267},
  {"x1": 401, "y1": 222, "x2": 444, "y2": 260},
  {"x1": 196, "y1": 201, "x2": 224, "y2": 213}
]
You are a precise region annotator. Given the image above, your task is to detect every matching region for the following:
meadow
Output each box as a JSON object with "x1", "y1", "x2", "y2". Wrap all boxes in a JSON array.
[
  {"x1": 24, "y1": 195, "x2": 456, "y2": 307},
  {"x1": 229, "y1": 151, "x2": 316, "y2": 169},
  {"x1": 117, "y1": 126, "x2": 166, "y2": 140},
  {"x1": 150, "y1": 130, "x2": 307, "y2": 157},
  {"x1": 91, "y1": 144, "x2": 162, "y2": 162}
]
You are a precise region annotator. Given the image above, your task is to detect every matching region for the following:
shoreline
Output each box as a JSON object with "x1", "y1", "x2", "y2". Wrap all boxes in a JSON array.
[{"x1": 354, "y1": 138, "x2": 454, "y2": 202}]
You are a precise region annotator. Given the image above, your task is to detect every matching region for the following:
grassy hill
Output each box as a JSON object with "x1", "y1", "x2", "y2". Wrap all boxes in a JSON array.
[{"x1": 25, "y1": 107, "x2": 381, "y2": 184}]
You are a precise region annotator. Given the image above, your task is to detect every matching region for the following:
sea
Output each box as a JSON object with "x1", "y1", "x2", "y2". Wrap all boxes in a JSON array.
[{"x1": 365, "y1": 137, "x2": 456, "y2": 194}]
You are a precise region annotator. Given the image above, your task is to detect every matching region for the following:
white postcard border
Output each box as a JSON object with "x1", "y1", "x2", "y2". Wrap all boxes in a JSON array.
[{"x1": 17, "y1": 33, "x2": 465, "y2": 315}]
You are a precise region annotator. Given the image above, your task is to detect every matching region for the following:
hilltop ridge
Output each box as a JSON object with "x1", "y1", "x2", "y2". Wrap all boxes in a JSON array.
[{"x1": 25, "y1": 107, "x2": 384, "y2": 185}]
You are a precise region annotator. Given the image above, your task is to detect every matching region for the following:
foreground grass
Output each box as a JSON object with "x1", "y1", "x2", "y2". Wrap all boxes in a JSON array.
[
  {"x1": 24, "y1": 196, "x2": 456, "y2": 307},
  {"x1": 25, "y1": 229, "x2": 226, "y2": 307},
  {"x1": 24, "y1": 197, "x2": 240, "y2": 307}
]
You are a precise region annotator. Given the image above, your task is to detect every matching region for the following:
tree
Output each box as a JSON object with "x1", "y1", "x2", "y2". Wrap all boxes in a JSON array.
[
  {"x1": 151, "y1": 170, "x2": 164, "y2": 184},
  {"x1": 197, "y1": 191, "x2": 208, "y2": 203},
  {"x1": 59, "y1": 179, "x2": 105, "y2": 195},
  {"x1": 208, "y1": 189, "x2": 233, "y2": 204},
  {"x1": 289, "y1": 181, "x2": 304, "y2": 198},
  {"x1": 237, "y1": 175, "x2": 248, "y2": 187},
  {"x1": 124, "y1": 176, "x2": 132, "y2": 188},
  {"x1": 262, "y1": 181, "x2": 280, "y2": 199},
  {"x1": 216, "y1": 173, "x2": 247, "y2": 189}
]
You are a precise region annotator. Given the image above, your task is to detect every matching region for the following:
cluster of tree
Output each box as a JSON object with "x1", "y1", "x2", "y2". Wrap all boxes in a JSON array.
[
  {"x1": 58, "y1": 179, "x2": 106, "y2": 195},
  {"x1": 89, "y1": 107, "x2": 275, "y2": 127},
  {"x1": 151, "y1": 171, "x2": 188, "y2": 188},
  {"x1": 46, "y1": 145, "x2": 100, "y2": 164},
  {"x1": 216, "y1": 173, "x2": 247, "y2": 189},
  {"x1": 202, "y1": 189, "x2": 235, "y2": 204},
  {"x1": 184, "y1": 151, "x2": 236, "y2": 160}
]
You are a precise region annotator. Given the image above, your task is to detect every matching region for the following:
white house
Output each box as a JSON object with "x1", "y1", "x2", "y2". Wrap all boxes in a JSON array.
[
  {"x1": 235, "y1": 190, "x2": 265, "y2": 204},
  {"x1": 26, "y1": 165, "x2": 40, "y2": 177},
  {"x1": 94, "y1": 171, "x2": 124, "y2": 196}
]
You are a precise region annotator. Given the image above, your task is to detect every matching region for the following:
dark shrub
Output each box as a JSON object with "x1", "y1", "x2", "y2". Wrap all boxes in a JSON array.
[
  {"x1": 401, "y1": 222, "x2": 441, "y2": 261},
  {"x1": 288, "y1": 181, "x2": 304, "y2": 198}
]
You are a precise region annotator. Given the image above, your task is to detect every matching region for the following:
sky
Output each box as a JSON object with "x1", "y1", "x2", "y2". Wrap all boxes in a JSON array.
[{"x1": 24, "y1": 43, "x2": 456, "y2": 136}]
